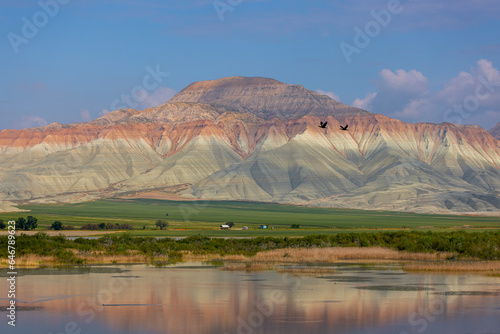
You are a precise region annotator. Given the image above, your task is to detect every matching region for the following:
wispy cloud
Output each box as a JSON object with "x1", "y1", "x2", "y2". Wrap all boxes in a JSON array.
[
  {"x1": 353, "y1": 92, "x2": 377, "y2": 110},
  {"x1": 13, "y1": 115, "x2": 48, "y2": 129},
  {"x1": 352, "y1": 59, "x2": 500, "y2": 128},
  {"x1": 316, "y1": 89, "x2": 341, "y2": 102},
  {"x1": 138, "y1": 86, "x2": 176, "y2": 109},
  {"x1": 80, "y1": 109, "x2": 92, "y2": 122}
]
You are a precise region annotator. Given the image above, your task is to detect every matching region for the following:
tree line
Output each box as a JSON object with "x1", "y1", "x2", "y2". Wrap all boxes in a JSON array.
[{"x1": 0, "y1": 216, "x2": 38, "y2": 231}]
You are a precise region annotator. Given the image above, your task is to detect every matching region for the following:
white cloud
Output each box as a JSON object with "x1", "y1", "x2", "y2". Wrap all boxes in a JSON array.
[
  {"x1": 353, "y1": 92, "x2": 377, "y2": 110},
  {"x1": 316, "y1": 89, "x2": 341, "y2": 102},
  {"x1": 378, "y1": 69, "x2": 428, "y2": 95},
  {"x1": 13, "y1": 115, "x2": 48, "y2": 129},
  {"x1": 137, "y1": 86, "x2": 177, "y2": 109},
  {"x1": 351, "y1": 59, "x2": 500, "y2": 128},
  {"x1": 80, "y1": 109, "x2": 92, "y2": 122},
  {"x1": 437, "y1": 59, "x2": 500, "y2": 108}
]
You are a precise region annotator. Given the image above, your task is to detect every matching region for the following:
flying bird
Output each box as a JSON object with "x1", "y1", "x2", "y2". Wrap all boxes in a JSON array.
[
  {"x1": 319, "y1": 121, "x2": 328, "y2": 128},
  {"x1": 340, "y1": 124, "x2": 348, "y2": 131}
]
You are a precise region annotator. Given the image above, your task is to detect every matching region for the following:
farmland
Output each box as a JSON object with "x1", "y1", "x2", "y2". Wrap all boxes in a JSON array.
[{"x1": 0, "y1": 198, "x2": 498, "y2": 237}]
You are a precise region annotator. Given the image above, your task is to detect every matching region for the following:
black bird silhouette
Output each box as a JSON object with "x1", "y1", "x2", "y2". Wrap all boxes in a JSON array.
[
  {"x1": 340, "y1": 124, "x2": 348, "y2": 131},
  {"x1": 319, "y1": 121, "x2": 328, "y2": 128}
]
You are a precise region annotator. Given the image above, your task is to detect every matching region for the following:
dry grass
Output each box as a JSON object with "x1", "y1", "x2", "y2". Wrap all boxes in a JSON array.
[
  {"x1": 221, "y1": 247, "x2": 451, "y2": 263},
  {"x1": 221, "y1": 262, "x2": 276, "y2": 272},
  {"x1": 180, "y1": 252, "x2": 216, "y2": 261},
  {"x1": 82, "y1": 253, "x2": 148, "y2": 264},
  {"x1": 276, "y1": 266, "x2": 337, "y2": 276},
  {"x1": 0, "y1": 250, "x2": 149, "y2": 268},
  {"x1": 220, "y1": 262, "x2": 337, "y2": 275},
  {"x1": 64, "y1": 249, "x2": 148, "y2": 264},
  {"x1": 404, "y1": 261, "x2": 500, "y2": 276},
  {"x1": 206, "y1": 247, "x2": 456, "y2": 275},
  {"x1": 4, "y1": 246, "x2": 496, "y2": 277},
  {"x1": 0, "y1": 254, "x2": 57, "y2": 268}
]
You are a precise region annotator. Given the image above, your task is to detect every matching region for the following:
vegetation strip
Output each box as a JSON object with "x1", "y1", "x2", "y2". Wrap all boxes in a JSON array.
[{"x1": 0, "y1": 231, "x2": 499, "y2": 272}]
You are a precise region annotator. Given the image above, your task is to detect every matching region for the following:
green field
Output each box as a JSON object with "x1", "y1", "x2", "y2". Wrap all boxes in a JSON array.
[{"x1": 1, "y1": 198, "x2": 499, "y2": 236}]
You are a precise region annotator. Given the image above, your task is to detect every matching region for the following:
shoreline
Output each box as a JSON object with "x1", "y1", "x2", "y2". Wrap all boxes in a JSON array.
[{"x1": 2, "y1": 247, "x2": 499, "y2": 276}]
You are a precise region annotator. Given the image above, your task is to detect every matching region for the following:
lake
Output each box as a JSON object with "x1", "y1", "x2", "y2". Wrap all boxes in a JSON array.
[{"x1": 1, "y1": 262, "x2": 499, "y2": 334}]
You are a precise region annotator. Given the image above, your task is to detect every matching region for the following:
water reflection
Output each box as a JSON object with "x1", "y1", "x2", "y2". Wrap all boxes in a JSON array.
[{"x1": 1, "y1": 263, "x2": 499, "y2": 334}]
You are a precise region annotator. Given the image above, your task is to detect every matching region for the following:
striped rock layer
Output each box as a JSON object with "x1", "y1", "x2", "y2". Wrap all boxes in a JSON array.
[{"x1": 1, "y1": 76, "x2": 499, "y2": 214}]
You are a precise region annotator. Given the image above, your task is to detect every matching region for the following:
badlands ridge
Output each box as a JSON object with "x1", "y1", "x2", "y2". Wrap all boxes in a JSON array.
[{"x1": 1, "y1": 76, "x2": 499, "y2": 214}]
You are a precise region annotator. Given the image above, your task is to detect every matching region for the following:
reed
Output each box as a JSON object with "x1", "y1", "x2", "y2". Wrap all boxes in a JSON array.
[
  {"x1": 404, "y1": 261, "x2": 500, "y2": 275},
  {"x1": 81, "y1": 253, "x2": 148, "y2": 264},
  {"x1": 220, "y1": 262, "x2": 337, "y2": 275},
  {"x1": 221, "y1": 262, "x2": 276, "y2": 272},
  {"x1": 221, "y1": 247, "x2": 451, "y2": 263},
  {"x1": 0, "y1": 254, "x2": 57, "y2": 267},
  {"x1": 276, "y1": 266, "x2": 337, "y2": 276}
]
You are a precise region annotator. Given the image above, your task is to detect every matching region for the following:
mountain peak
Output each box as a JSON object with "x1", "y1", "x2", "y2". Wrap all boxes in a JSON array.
[
  {"x1": 168, "y1": 76, "x2": 369, "y2": 119},
  {"x1": 182, "y1": 76, "x2": 284, "y2": 90}
]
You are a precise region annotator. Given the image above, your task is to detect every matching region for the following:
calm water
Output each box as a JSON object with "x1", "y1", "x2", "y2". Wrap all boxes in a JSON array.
[{"x1": 1, "y1": 262, "x2": 499, "y2": 334}]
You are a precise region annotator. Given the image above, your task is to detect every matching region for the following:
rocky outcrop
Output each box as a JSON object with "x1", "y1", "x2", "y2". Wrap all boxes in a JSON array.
[
  {"x1": 1, "y1": 77, "x2": 499, "y2": 214},
  {"x1": 490, "y1": 121, "x2": 500, "y2": 140}
]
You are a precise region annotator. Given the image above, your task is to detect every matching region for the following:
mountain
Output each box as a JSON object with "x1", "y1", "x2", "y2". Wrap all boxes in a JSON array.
[
  {"x1": 168, "y1": 76, "x2": 369, "y2": 119},
  {"x1": 1, "y1": 76, "x2": 500, "y2": 214},
  {"x1": 490, "y1": 122, "x2": 500, "y2": 140}
]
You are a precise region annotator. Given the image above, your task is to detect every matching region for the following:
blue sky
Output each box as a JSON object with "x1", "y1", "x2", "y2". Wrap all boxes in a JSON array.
[{"x1": 1, "y1": 0, "x2": 499, "y2": 130}]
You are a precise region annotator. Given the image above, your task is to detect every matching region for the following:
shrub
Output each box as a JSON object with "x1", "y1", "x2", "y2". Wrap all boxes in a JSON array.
[
  {"x1": 51, "y1": 221, "x2": 63, "y2": 230},
  {"x1": 155, "y1": 220, "x2": 169, "y2": 230},
  {"x1": 81, "y1": 224, "x2": 100, "y2": 230},
  {"x1": 118, "y1": 224, "x2": 133, "y2": 230}
]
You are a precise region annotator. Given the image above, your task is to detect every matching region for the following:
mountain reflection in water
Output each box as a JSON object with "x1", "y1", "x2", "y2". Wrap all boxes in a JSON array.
[{"x1": 1, "y1": 263, "x2": 499, "y2": 334}]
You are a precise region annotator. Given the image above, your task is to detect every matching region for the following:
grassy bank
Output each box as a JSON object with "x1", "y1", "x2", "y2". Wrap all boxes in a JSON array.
[{"x1": 1, "y1": 231, "x2": 499, "y2": 271}]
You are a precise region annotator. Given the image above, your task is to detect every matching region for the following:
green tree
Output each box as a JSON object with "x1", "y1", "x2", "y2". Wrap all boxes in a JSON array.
[
  {"x1": 291, "y1": 224, "x2": 300, "y2": 229},
  {"x1": 26, "y1": 216, "x2": 38, "y2": 230},
  {"x1": 15, "y1": 217, "x2": 27, "y2": 230},
  {"x1": 99, "y1": 223, "x2": 107, "y2": 230},
  {"x1": 227, "y1": 222, "x2": 235, "y2": 228},
  {"x1": 0, "y1": 219, "x2": 5, "y2": 229},
  {"x1": 155, "y1": 220, "x2": 169, "y2": 230},
  {"x1": 52, "y1": 221, "x2": 63, "y2": 230}
]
